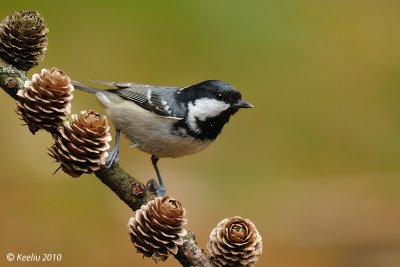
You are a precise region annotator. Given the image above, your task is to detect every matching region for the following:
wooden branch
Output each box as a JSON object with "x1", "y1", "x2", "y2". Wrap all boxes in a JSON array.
[
  {"x1": 176, "y1": 232, "x2": 215, "y2": 267},
  {"x1": 0, "y1": 59, "x2": 27, "y2": 100},
  {"x1": 94, "y1": 163, "x2": 155, "y2": 211}
]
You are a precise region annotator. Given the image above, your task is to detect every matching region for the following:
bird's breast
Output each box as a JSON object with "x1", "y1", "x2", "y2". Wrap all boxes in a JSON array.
[{"x1": 102, "y1": 99, "x2": 212, "y2": 158}]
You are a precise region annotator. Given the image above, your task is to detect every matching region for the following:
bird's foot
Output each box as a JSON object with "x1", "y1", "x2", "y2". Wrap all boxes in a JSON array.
[
  {"x1": 148, "y1": 179, "x2": 166, "y2": 197},
  {"x1": 104, "y1": 129, "x2": 121, "y2": 169},
  {"x1": 104, "y1": 149, "x2": 119, "y2": 169}
]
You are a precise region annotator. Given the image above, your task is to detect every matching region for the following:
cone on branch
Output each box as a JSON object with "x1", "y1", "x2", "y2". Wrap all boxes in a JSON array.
[
  {"x1": 0, "y1": 10, "x2": 48, "y2": 71},
  {"x1": 207, "y1": 216, "x2": 263, "y2": 267},
  {"x1": 49, "y1": 110, "x2": 112, "y2": 178},
  {"x1": 17, "y1": 68, "x2": 74, "y2": 134},
  {"x1": 128, "y1": 196, "x2": 187, "y2": 262}
]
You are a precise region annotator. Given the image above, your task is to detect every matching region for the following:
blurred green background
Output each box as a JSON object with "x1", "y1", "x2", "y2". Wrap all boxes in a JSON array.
[{"x1": 1, "y1": 1, "x2": 400, "y2": 266}]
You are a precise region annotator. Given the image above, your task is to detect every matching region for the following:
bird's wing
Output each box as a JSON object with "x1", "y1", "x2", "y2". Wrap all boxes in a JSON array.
[
  {"x1": 100, "y1": 83, "x2": 184, "y2": 119},
  {"x1": 90, "y1": 80, "x2": 148, "y2": 88}
]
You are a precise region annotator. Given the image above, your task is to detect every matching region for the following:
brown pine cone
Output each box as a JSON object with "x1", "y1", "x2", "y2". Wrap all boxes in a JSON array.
[
  {"x1": 207, "y1": 216, "x2": 263, "y2": 267},
  {"x1": 0, "y1": 10, "x2": 48, "y2": 71},
  {"x1": 128, "y1": 196, "x2": 187, "y2": 262},
  {"x1": 49, "y1": 110, "x2": 111, "y2": 178},
  {"x1": 17, "y1": 68, "x2": 74, "y2": 134}
]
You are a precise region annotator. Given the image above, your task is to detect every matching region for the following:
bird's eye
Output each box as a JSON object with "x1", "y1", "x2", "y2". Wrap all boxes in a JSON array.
[{"x1": 216, "y1": 93, "x2": 223, "y2": 100}]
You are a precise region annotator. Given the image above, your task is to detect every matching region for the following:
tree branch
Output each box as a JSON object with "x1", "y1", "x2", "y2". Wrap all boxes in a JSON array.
[
  {"x1": 176, "y1": 232, "x2": 215, "y2": 267},
  {"x1": 94, "y1": 163, "x2": 155, "y2": 211},
  {"x1": 0, "y1": 59, "x2": 27, "y2": 100}
]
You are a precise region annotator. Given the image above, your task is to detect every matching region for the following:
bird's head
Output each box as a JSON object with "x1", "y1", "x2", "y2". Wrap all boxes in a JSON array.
[{"x1": 176, "y1": 80, "x2": 253, "y2": 140}]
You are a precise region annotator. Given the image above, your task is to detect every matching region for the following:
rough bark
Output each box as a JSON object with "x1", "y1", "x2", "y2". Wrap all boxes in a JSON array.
[{"x1": 0, "y1": 58, "x2": 27, "y2": 100}]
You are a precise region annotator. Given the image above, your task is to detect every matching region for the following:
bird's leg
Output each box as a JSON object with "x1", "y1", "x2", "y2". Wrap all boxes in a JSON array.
[
  {"x1": 105, "y1": 129, "x2": 121, "y2": 169},
  {"x1": 150, "y1": 155, "x2": 166, "y2": 197}
]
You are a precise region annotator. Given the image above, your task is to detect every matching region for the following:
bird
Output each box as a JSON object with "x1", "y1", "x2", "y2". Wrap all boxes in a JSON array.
[{"x1": 71, "y1": 79, "x2": 253, "y2": 196}]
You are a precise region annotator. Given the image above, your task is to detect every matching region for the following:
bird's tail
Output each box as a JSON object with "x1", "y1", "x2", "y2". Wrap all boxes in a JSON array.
[{"x1": 71, "y1": 81, "x2": 100, "y2": 94}]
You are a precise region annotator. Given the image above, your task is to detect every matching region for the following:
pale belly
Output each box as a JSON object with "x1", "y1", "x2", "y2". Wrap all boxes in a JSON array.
[{"x1": 135, "y1": 132, "x2": 212, "y2": 158}]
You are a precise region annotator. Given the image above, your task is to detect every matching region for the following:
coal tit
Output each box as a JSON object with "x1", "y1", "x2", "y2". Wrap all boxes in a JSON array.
[{"x1": 71, "y1": 80, "x2": 253, "y2": 196}]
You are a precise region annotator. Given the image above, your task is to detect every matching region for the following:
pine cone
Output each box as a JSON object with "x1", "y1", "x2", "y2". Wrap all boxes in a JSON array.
[
  {"x1": 128, "y1": 196, "x2": 187, "y2": 262},
  {"x1": 207, "y1": 216, "x2": 263, "y2": 267},
  {"x1": 0, "y1": 10, "x2": 48, "y2": 71},
  {"x1": 49, "y1": 110, "x2": 112, "y2": 178},
  {"x1": 17, "y1": 68, "x2": 73, "y2": 134}
]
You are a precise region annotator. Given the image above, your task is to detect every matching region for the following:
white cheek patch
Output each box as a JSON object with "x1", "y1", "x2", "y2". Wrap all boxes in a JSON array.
[{"x1": 187, "y1": 98, "x2": 230, "y2": 133}]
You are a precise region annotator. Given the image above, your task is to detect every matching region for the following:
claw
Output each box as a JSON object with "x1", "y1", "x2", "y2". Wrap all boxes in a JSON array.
[
  {"x1": 151, "y1": 155, "x2": 166, "y2": 197},
  {"x1": 104, "y1": 129, "x2": 121, "y2": 169},
  {"x1": 148, "y1": 178, "x2": 166, "y2": 197},
  {"x1": 105, "y1": 149, "x2": 119, "y2": 169}
]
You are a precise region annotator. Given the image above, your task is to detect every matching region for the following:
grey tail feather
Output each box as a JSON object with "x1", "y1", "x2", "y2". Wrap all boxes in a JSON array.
[{"x1": 71, "y1": 80, "x2": 101, "y2": 94}]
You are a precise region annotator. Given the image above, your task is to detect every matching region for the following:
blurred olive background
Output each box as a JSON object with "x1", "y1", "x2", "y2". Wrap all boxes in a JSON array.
[{"x1": 1, "y1": 1, "x2": 400, "y2": 267}]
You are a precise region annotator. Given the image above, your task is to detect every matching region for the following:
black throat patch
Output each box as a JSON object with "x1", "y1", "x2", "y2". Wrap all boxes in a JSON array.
[{"x1": 173, "y1": 109, "x2": 235, "y2": 140}]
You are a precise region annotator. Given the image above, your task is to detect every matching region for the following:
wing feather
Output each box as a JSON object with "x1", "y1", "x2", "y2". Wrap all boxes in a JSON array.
[
  {"x1": 90, "y1": 80, "x2": 184, "y2": 119},
  {"x1": 90, "y1": 79, "x2": 148, "y2": 88}
]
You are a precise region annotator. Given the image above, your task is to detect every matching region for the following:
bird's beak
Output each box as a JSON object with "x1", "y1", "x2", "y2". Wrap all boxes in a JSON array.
[{"x1": 234, "y1": 99, "x2": 254, "y2": 109}]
